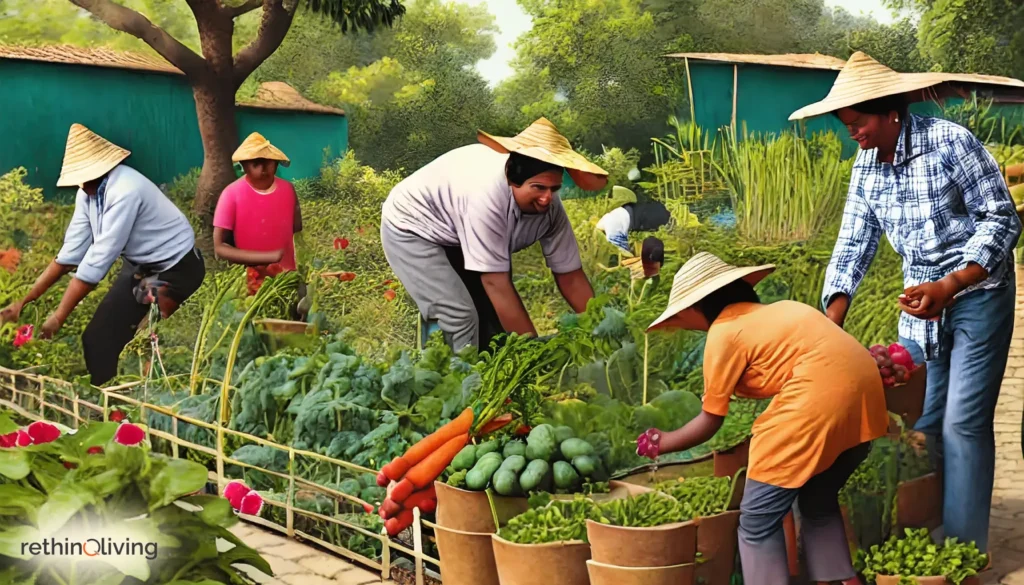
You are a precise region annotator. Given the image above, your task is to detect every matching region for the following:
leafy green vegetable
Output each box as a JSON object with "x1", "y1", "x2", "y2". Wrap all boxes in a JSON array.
[
  {"x1": 596, "y1": 492, "x2": 686, "y2": 528},
  {"x1": 654, "y1": 476, "x2": 732, "y2": 519},
  {"x1": 855, "y1": 528, "x2": 988, "y2": 585},
  {"x1": 498, "y1": 495, "x2": 602, "y2": 544}
]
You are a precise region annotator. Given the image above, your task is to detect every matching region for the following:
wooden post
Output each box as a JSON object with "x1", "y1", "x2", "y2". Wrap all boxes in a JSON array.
[
  {"x1": 684, "y1": 57, "x2": 695, "y2": 122},
  {"x1": 287, "y1": 447, "x2": 295, "y2": 537},
  {"x1": 412, "y1": 508, "x2": 425, "y2": 585},
  {"x1": 37, "y1": 379, "x2": 45, "y2": 420},
  {"x1": 171, "y1": 417, "x2": 180, "y2": 459},
  {"x1": 216, "y1": 425, "x2": 225, "y2": 497},
  {"x1": 732, "y1": 64, "x2": 738, "y2": 129},
  {"x1": 642, "y1": 333, "x2": 650, "y2": 405}
]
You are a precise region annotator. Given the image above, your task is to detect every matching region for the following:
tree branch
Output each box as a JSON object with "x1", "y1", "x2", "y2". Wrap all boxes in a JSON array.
[
  {"x1": 225, "y1": 0, "x2": 265, "y2": 18},
  {"x1": 232, "y1": 0, "x2": 295, "y2": 87},
  {"x1": 69, "y1": 0, "x2": 207, "y2": 78}
]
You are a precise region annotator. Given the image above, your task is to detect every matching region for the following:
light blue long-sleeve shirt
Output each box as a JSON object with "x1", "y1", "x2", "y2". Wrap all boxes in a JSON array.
[{"x1": 55, "y1": 165, "x2": 195, "y2": 284}]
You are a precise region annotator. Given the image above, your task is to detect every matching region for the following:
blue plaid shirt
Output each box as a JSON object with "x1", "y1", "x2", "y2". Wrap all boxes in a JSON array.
[{"x1": 822, "y1": 114, "x2": 1021, "y2": 359}]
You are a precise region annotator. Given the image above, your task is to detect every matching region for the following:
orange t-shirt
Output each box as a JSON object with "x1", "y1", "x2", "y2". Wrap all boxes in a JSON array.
[{"x1": 701, "y1": 301, "x2": 888, "y2": 489}]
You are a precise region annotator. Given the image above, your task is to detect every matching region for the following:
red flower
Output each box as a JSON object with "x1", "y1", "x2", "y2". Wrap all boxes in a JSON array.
[
  {"x1": 0, "y1": 432, "x2": 16, "y2": 448},
  {"x1": 113, "y1": 423, "x2": 145, "y2": 447},
  {"x1": 63, "y1": 461, "x2": 77, "y2": 470},
  {"x1": 15, "y1": 429, "x2": 32, "y2": 447},
  {"x1": 334, "y1": 237, "x2": 350, "y2": 250},
  {"x1": 239, "y1": 490, "x2": 264, "y2": 516},
  {"x1": 383, "y1": 289, "x2": 396, "y2": 302},
  {"x1": 13, "y1": 324, "x2": 33, "y2": 348},
  {"x1": 27, "y1": 421, "x2": 60, "y2": 444},
  {"x1": 223, "y1": 481, "x2": 250, "y2": 510},
  {"x1": 339, "y1": 272, "x2": 357, "y2": 282},
  {"x1": 109, "y1": 410, "x2": 126, "y2": 423},
  {"x1": 87, "y1": 446, "x2": 104, "y2": 455}
]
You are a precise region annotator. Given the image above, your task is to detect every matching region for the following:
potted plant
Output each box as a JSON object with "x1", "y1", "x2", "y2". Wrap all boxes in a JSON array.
[{"x1": 856, "y1": 528, "x2": 988, "y2": 585}]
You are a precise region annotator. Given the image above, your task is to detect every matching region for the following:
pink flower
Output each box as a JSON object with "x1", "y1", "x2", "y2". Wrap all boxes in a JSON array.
[
  {"x1": 334, "y1": 237, "x2": 350, "y2": 251},
  {"x1": 223, "y1": 481, "x2": 250, "y2": 510},
  {"x1": 113, "y1": 423, "x2": 145, "y2": 447},
  {"x1": 27, "y1": 421, "x2": 60, "y2": 444},
  {"x1": 239, "y1": 490, "x2": 264, "y2": 516},
  {"x1": 15, "y1": 429, "x2": 32, "y2": 447},
  {"x1": 13, "y1": 324, "x2": 33, "y2": 348}
]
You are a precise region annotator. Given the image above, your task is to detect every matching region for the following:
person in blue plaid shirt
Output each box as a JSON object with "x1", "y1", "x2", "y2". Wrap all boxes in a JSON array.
[{"x1": 792, "y1": 52, "x2": 1022, "y2": 554}]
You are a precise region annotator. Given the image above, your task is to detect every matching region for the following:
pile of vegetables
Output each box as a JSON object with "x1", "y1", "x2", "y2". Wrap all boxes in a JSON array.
[
  {"x1": 498, "y1": 493, "x2": 602, "y2": 544},
  {"x1": 446, "y1": 424, "x2": 608, "y2": 496},
  {"x1": 653, "y1": 475, "x2": 733, "y2": 519},
  {"x1": 856, "y1": 528, "x2": 988, "y2": 585},
  {"x1": 596, "y1": 492, "x2": 687, "y2": 528},
  {"x1": 870, "y1": 343, "x2": 917, "y2": 388}
]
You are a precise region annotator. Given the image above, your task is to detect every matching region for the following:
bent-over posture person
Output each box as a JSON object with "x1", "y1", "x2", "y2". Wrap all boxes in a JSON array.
[
  {"x1": 381, "y1": 118, "x2": 608, "y2": 351},
  {"x1": 0, "y1": 124, "x2": 204, "y2": 385},
  {"x1": 636, "y1": 252, "x2": 888, "y2": 585}
]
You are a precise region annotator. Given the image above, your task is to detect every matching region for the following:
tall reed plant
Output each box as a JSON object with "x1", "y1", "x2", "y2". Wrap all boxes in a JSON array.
[{"x1": 714, "y1": 128, "x2": 853, "y2": 243}]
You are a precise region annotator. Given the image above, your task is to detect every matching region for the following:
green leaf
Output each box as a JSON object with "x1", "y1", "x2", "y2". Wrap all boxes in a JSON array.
[
  {"x1": 0, "y1": 413, "x2": 18, "y2": 435},
  {"x1": 37, "y1": 484, "x2": 94, "y2": 536},
  {"x1": 88, "y1": 574, "x2": 125, "y2": 585},
  {"x1": 147, "y1": 459, "x2": 207, "y2": 510},
  {"x1": 0, "y1": 525, "x2": 40, "y2": 559},
  {"x1": 0, "y1": 449, "x2": 30, "y2": 480},
  {"x1": 0, "y1": 484, "x2": 46, "y2": 522},
  {"x1": 181, "y1": 496, "x2": 236, "y2": 528}
]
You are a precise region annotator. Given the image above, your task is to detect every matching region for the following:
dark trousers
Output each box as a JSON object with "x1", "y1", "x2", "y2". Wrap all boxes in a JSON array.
[
  {"x1": 82, "y1": 248, "x2": 205, "y2": 385},
  {"x1": 441, "y1": 246, "x2": 504, "y2": 352}
]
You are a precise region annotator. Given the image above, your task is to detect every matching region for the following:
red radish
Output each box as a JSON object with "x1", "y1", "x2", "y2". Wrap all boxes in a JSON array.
[
  {"x1": 384, "y1": 289, "x2": 397, "y2": 302},
  {"x1": 385, "y1": 510, "x2": 415, "y2": 537},
  {"x1": 390, "y1": 479, "x2": 415, "y2": 504},
  {"x1": 239, "y1": 491, "x2": 264, "y2": 516},
  {"x1": 377, "y1": 470, "x2": 390, "y2": 487},
  {"x1": 16, "y1": 429, "x2": 32, "y2": 447},
  {"x1": 109, "y1": 410, "x2": 126, "y2": 423},
  {"x1": 63, "y1": 461, "x2": 77, "y2": 469},
  {"x1": 27, "y1": 421, "x2": 60, "y2": 444},
  {"x1": 223, "y1": 481, "x2": 250, "y2": 510},
  {"x1": 0, "y1": 432, "x2": 17, "y2": 448},
  {"x1": 879, "y1": 367, "x2": 893, "y2": 378},
  {"x1": 882, "y1": 376, "x2": 896, "y2": 388},
  {"x1": 869, "y1": 344, "x2": 887, "y2": 355},
  {"x1": 380, "y1": 498, "x2": 402, "y2": 519},
  {"x1": 114, "y1": 423, "x2": 145, "y2": 447},
  {"x1": 87, "y1": 446, "x2": 104, "y2": 455},
  {"x1": 363, "y1": 503, "x2": 375, "y2": 514}
]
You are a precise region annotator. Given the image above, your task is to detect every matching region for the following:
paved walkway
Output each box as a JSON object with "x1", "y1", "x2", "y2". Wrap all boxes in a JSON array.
[{"x1": 985, "y1": 267, "x2": 1024, "y2": 584}]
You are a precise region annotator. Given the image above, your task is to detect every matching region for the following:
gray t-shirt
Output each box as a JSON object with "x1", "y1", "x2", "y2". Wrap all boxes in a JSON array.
[{"x1": 381, "y1": 144, "x2": 582, "y2": 274}]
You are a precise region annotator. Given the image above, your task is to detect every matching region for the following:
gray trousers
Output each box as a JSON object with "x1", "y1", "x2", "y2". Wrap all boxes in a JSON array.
[
  {"x1": 381, "y1": 221, "x2": 491, "y2": 351},
  {"x1": 737, "y1": 442, "x2": 870, "y2": 585}
]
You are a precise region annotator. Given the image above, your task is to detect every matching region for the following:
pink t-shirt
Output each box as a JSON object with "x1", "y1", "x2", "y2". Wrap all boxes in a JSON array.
[{"x1": 213, "y1": 177, "x2": 298, "y2": 271}]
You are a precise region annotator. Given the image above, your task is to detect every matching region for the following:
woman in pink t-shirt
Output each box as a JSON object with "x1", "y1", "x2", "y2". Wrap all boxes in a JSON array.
[{"x1": 213, "y1": 133, "x2": 302, "y2": 297}]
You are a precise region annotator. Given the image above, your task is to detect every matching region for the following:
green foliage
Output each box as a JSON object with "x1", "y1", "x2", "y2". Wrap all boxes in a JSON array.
[
  {"x1": 596, "y1": 492, "x2": 686, "y2": 527},
  {"x1": 856, "y1": 528, "x2": 988, "y2": 584},
  {"x1": 498, "y1": 494, "x2": 601, "y2": 544}
]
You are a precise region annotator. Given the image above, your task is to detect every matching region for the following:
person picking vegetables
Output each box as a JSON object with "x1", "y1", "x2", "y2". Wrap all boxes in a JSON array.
[
  {"x1": 212, "y1": 133, "x2": 306, "y2": 314},
  {"x1": 595, "y1": 186, "x2": 671, "y2": 255},
  {"x1": 381, "y1": 118, "x2": 607, "y2": 351},
  {"x1": 792, "y1": 52, "x2": 1021, "y2": 552},
  {"x1": 637, "y1": 252, "x2": 889, "y2": 585}
]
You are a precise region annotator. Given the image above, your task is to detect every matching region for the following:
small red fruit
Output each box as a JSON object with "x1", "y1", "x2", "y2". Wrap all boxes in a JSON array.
[
  {"x1": 383, "y1": 289, "x2": 396, "y2": 302},
  {"x1": 0, "y1": 432, "x2": 17, "y2": 448},
  {"x1": 113, "y1": 423, "x2": 145, "y2": 447},
  {"x1": 63, "y1": 461, "x2": 77, "y2": 470},
  {"x1": 334, "y1": 237, "x2": 350, "y2": 250},
  {"x1": 15, "y1": 429, "x2": 32, "y2": 447},
  {"x1": 363, "y1": 503, "x2": 375, "y2": 514},
  {"x1": 339, "y1": 272, "x2": 357, "y2": 282},
  {"x1": 239, "y1": 491, "x2": 264, "y2": 516},
  {"x1": 27, "y1": 421, "x2": 60, "y2": 444},
  {"x1": 223, "y1": 481, "x2": 250, "y2": 510},
  {"x1": 109, "y1": 410, "x2": 126, "y2": 423},
  {"x1": 87, "y1": 446, "x2": 104, "y2": 455}
]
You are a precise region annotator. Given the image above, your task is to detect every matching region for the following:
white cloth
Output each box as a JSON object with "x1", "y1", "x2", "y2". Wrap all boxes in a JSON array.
[
  {"x1": 381, "y1": 144, "x2": 582, "y2": 274},
  {"x1": 56, "y1": 165, "x2": 195, "y2": 284},
  {"x1": 596, "y1": 207, "x2": 631, "y2": 251}
]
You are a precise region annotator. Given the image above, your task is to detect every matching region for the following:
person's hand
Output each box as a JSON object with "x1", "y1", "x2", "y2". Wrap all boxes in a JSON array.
[
  {"x1": 0, "y1": 301, "x2": 24, "y2": 324},
  {"x1": 636, "y1": 428, "x2": 662, "y2": 460},
  {"x1": 900, "y1": 279, "x2": 958, "y2": 321},
  {"x1": 39, "y1": 314, "x2": 63, "y2": 339},
  {"x1": 272, "y1": 249, "x2": 284, "y2": 263},
  {"x1": 824, "y1": 294, "x2": 850, "y2": 328}
]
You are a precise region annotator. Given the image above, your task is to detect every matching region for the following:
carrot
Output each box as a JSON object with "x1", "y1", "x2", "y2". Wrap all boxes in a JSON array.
[
  {"x1": 380, "y1": 498, "x2": 402, "y2": 519},
  {"x1": 405, "y1": 433, "x2": 469, "y2": 490},
  {"x1": 403, "y1": 485, "x2": 437, "y2": 513},
  {"x1": 476, "y1": 413, "x2": 513, "y2": 437},
  {"x1": 385, "y1": 509, "x2": 414, "y2": 537},
  {"x1": 381, "y1": 457, "x2": 410, "y2": 482},
  {"x1": 390, "y1": 478, "x2": 415, "y2": 504},
  {"x1": 376, "y1": 470, "x2": 391, "y2": 487},
  {"x1": 400, "y1": 408, "x2": 474, "y2": 469}
]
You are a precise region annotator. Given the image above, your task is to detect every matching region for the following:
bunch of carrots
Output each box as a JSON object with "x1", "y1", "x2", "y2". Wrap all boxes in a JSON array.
[{"x1": 375, "y1": 407, "x2": 519, "y2": 536}]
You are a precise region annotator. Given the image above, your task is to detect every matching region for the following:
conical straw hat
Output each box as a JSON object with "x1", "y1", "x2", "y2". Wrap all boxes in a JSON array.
[
  {"x1": 789, "y1": 52, "x2": 945, "y2": 121},
  {"x1": 478, "y1": 118, "x2": 609, "y2": 191},
  {"x1": 609, "y1": 185, "x2": 638, "y2": 208},
  {"x1": 57, "y1": 124, "x2": 131, "y2": 187},
  {"x1": 647, "y1": 252, "x2": 775, "y2": 331},
  {"x1": 232, "y1": 132, "x2": 291, "y2": 167}
]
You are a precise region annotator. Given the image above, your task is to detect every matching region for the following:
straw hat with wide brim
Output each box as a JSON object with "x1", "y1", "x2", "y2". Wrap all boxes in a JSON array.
[
  {"x1": 57, "y1": 124, "x2": 131, "y2": 187},
  {"x1": 609, "y1": 185, "x2": 638, "y2": 209},
  {"x1": 789, "y1": 52, "x2": 945, "y2": 121},
  {"x1": 478, "y1": 118, "x2": 609, "y2": 191},
  {"x1": 647, "y1": 252, "x2": 775, "y2": 331},
  {"x1": 233, "y1": 132, "x2": 290, "y2": 167}
]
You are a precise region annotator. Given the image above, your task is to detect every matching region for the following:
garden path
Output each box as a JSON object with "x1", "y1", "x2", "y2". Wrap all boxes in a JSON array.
[{"x1": 983, "y1": 264, "x2": 1024, "y2": 584}]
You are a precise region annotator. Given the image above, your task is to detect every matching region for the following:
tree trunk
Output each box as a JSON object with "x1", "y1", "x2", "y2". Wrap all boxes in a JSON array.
[{"x1": 192, "y1": 80, "x2": 239, "y2": 226}]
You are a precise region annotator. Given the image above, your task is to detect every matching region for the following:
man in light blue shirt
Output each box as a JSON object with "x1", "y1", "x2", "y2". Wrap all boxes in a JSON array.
[{"x1": 0, "y1": 125, "x2": 204, "y2": 385}]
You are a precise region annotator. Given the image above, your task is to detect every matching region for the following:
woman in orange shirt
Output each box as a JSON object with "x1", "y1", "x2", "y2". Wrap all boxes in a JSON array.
[{"x1": 636, "y1": 252, "x2": 889, "y2": 585}]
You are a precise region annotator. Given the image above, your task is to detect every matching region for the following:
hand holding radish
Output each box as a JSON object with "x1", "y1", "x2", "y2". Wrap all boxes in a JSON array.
[{"x1": 869, "y1": 343, "x2": 918, "y2": 388}]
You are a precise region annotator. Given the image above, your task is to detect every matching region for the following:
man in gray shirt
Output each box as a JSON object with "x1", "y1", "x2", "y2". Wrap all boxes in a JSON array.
[
  {"x1": 381, "y1": 118, "x2": 608, "y2": 350},
  {"x1": 0, "y1": 124, "x2": 203, "y2": 385}
]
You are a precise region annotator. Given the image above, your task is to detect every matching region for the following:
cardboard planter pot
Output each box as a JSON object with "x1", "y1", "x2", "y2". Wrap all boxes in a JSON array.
[
  {"x1": 586, "y1": 560, "x2": 695, "y2": 585},
  {"x1": 434, "y1": 481, "x2": 529, "y2": 533},
  {"x1": 434, "y1": 524, "x2": 500, "y2": 585},
  {"x1": 586, "y1": 518, "x2": 698, "y2": 567},
  {"x1": 895, "y1": 472, "x2": 942, "y2": 533},
  {"x1": 713, "y1": 438, "x2": 750, "y2": 479},
  {"x1": 491, "y1": 534, "x2": 591, "y2": 585},
  {"x1": 695, "y1": 510, "x2": 741, "y2": 585}
]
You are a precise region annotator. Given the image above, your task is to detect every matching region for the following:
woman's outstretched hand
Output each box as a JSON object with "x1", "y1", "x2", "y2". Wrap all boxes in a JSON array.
[{"x1": 636, "y1": 428, "x2": 662, "y2": 460}]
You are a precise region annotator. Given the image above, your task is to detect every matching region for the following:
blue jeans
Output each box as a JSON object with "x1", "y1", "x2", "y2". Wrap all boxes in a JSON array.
[{"x1": 900, "y1": 277, "x2": 1015, "y2": 552}]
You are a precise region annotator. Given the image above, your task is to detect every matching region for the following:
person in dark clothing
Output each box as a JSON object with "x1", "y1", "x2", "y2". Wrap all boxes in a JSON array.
[{"x1": 596, "y1": 186, "x2": 671, "y2": 254}]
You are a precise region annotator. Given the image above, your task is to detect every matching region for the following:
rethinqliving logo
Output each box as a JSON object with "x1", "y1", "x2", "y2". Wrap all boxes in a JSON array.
[{"x1": 20, "y1": 537, "x2": 158, "y2": 561}]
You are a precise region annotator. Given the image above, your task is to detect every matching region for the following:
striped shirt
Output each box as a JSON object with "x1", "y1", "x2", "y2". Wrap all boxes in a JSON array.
[
  {"x1": 822, "y1": 115, "x2": 1021, "y2": 359},
  {"x1": 56, "y1": 165, "x2": 195, "y2": 284},
  {"x1": 381, "y1": 144, "x2": 581, "y2": 274}
]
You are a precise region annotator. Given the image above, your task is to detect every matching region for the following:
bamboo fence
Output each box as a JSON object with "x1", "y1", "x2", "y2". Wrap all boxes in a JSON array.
[{"x1": 0, "y1": 366, "x2": 441, "y2": 585}]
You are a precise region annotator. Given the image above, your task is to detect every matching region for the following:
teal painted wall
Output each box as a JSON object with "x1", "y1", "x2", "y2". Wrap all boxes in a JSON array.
[{"x1": 0, "y1": 59, "x2": 347, "y2": 200}]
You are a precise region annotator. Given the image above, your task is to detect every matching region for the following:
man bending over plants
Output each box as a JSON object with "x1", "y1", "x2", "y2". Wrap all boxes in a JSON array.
[{"x1": 381, "y1": 118, "x2": 607, "y2": 351}]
